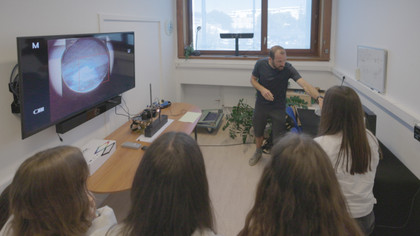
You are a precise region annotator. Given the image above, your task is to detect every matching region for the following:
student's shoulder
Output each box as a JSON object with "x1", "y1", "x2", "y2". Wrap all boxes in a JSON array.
[
  {"x1": 87, "y1": 206, "x2": 117, "y2": 236},
  {"x1": 314, "y1": 135, "x2": 326, "y2": 143},
  {"x1": 104, "y1": 223, "x2": 125, "y2": 236},
  {"x1": 0, "y1": 216, "x2": 13, "y2": 236},
  {"x1": 314, "y1": 134, "x2": 342, "y2": 146}
]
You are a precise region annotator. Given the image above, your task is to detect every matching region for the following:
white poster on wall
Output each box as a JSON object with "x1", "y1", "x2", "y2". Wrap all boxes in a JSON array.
[{"x1": 357, "y1": 45, "x2": 387, "y2": 93}]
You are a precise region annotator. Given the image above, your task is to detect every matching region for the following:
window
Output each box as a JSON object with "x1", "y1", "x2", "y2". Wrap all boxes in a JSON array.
[{"x1": 177, "y1": 0, "x2": 331, "y2": 60}]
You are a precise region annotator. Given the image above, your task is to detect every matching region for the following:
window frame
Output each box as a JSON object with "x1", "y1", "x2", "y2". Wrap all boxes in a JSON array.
[{"x1": 176, "y1": 0, "x2": 332, "y2": 61}]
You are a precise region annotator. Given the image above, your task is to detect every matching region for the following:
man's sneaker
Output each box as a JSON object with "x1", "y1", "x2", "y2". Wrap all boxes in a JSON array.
[{"x1": 249, "y1": 149, "x2": 262, "y2": 166}]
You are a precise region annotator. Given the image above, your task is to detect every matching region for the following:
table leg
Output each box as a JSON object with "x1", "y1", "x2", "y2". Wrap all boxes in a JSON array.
[{"x1": 194, "y1": 126, "x2": 197, "y2": 141}]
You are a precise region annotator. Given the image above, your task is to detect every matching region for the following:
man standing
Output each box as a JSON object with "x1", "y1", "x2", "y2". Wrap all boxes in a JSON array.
[{"x1": 249, "y1": 45, "x2": 323, "y2": 166}]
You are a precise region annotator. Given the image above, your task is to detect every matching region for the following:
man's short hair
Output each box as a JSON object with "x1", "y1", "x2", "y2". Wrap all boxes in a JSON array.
[{"x1": 269, "y1": 45, "x2": 286, "y2": 59}]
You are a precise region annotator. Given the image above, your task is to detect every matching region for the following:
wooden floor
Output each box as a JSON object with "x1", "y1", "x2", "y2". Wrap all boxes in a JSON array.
[{"x1": 99, "y1": 121, "x2": 270, "y2": 236}]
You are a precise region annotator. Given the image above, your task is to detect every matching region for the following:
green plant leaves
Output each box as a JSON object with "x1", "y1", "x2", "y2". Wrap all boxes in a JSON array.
[
  {"x1": 223, "y1": 96, "x2": 308, "y2": 143},
  {"x1": 222, "y1": 99, "x2": 254, "y2": 143},
  {"x1": 286, "y1": 95, "x2": 308, "y2": 109}
]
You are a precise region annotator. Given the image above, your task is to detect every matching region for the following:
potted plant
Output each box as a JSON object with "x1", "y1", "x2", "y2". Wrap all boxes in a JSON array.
[
  {"x1": 184, "y1": 43, "x2": 200, "y2": 59},
  {"x1": 287, "y1": 96, "x2": 308, "y2": 109},
  {"x1": 222, "y1": 96, "x2": 308, "y2": 144},
  {"x1": 222, "y1": 99, "x2": 254, "y2": 144}
]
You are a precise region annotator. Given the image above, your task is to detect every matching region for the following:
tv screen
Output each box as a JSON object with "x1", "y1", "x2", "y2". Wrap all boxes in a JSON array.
[{"x1": 16, "y1": 31, "x2": 135, "y2": 139}]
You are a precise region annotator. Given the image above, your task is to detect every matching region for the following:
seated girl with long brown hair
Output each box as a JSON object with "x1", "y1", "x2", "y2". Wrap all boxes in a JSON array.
[
  {"x1": 315, "y1": 86, "x2": 381, "y2": 235},
  {"x1": 106, "y1": 132, "x2": 220, "y2": 236},
  {"x1": 0, "y1": 146, "x2": 117, "y2": 236},
  {"x1": 238, "y1": 133, "x2": 363, "y2": 236}
]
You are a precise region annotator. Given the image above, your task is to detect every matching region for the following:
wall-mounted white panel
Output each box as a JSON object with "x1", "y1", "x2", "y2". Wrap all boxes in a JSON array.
[{"x1": 357, "y1": 46, "x2": 387, "y2": 93}]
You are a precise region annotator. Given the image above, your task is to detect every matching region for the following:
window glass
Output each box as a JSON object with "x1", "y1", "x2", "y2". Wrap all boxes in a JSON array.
[
  {"x1": 267, "y1": 0, "x2": 312, "y2": 49},
  {"x1": 181, "y1": 0, "x2": 331, "y2": 60},
  {"x1": 192, "y1": 0, "x2": 261, "y2": 51}
]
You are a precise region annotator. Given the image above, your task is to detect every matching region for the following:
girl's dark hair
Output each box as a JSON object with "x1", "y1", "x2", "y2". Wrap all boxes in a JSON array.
[
  {"x1": 121, "y1": 132, "x2": 214, "y2": 236},
  {"x1": 7, "y1": 146, "x2": 92, "y2": 236},
  {"x1": 318, "y1": 85, "x2": 372, "y2": 174},
  {"x1": 239, "y1": 133, "x2": 363, "y2": 236}
]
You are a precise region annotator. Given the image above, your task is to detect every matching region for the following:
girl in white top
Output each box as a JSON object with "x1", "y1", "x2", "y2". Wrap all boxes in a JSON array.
[
  {"x1": 314, "y1": 86, "x2": 381, "y2": 235},
  {"x1": 0, "y1": 146, "x2": 116, "y2": 236},
  {"x1": 239, "y1": 133, "x2": 364, "y2": 236},
  {"x1": 106, "y1": 132, "x2": 220, "y2": 236}
]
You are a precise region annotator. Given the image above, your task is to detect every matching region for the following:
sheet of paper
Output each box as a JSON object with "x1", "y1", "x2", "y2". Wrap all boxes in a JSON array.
[
  {"x1": 179, "y1": 112, "x2": 201, "y2": 123},
  {"x1": 136, "y1": 119, "x2": 174, "y2": 143}
]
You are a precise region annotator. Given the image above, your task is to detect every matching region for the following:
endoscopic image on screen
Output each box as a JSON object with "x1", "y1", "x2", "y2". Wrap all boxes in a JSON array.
[{"x1": 47, "y1": 37, "x2": 114, "y2": 122}]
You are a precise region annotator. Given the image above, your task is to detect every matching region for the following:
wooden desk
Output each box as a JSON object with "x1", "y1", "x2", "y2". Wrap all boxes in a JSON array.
[{"x1": 87, "y1": 103, "x2": 201, "y2": 193}]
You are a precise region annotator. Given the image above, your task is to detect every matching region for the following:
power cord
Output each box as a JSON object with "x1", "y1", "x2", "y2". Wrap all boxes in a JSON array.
[
  {"x1": 114, "y1": 106, "x2": 131, "y2": 120},
  {"x1": 198, "y1": 142, "x2": 254, "y2": 147},
  {"x1": 57, "y1": 133, "x2": 63, "y2": 142},
  {"x1": 9, "y1": 64, "x2": 19, "y2": 94},
  {"x1": 9, "y1": 64, "x2": 20, "y2": 113},
  {"x1": 114, "y1": 96, "x2": 136, "y2": 120},
  {"x1": 375, "y1": 185, "x2": 420, "y2": 229},
  {"x1": 165, "y1": 106, "x2": 187, "y2": 117}
]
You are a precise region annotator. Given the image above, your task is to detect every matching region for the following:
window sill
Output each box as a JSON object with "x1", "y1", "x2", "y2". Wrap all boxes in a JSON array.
[
  {"x1": 179, "y1": 54, "x2": 330, "y2": 61},
  {"x1": 175, "y1": 58, "x2": 332, "y2": 72}
]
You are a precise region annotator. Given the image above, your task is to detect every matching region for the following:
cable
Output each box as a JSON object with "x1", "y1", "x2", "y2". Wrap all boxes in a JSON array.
[
  {"x1": 9, "y1": 64, "x2": 18, "y2": 83},
  {"x1": 57, "y1": 133, "x2": 63, "y2": 142},
  {"x1": 119, "y1": 96, "x2": 132, "y2": 117},
  {"x1": 114, "y1": 106, "x2": 131, "y2": 120},
  {"x1": 120, "y1": 97, "x2": 130, "y2": 114},
  {"x1": 375, "y1": 185, "x2": 420, "y2": 229},
  {"x1": 113, "y1": 96, "x2": 136, "y2": 120},
  {"x1": 153, "y1": 97, "x2": 160, "y2": 106},
  {"x1": 9, "y1": 64, "x2": 19, "y2": 96},
  {"x1": 198, "y1": 142, "x2": 254, "y2": 147},
  {"x1": 165, "y1": 106, "x2": 187, "y2": 117},
  {"x1": 196, "y1": 132, "x2": 254, "y2": 147},
  {"x1": 9, "y1": 64, "x2": 21, "y2": 113}
]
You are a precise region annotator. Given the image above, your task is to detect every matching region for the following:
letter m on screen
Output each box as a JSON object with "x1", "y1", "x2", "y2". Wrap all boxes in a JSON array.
[{"x1": 32, "y1": 42, "x2": 39, "y2": 49}]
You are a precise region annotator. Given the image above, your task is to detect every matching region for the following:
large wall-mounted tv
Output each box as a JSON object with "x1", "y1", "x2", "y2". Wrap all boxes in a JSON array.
[{"x1": 16, "y1": 31, "x2": 135, "y2": 139}]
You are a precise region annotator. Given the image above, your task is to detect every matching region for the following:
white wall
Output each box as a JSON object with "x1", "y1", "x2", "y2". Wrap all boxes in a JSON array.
[
  {"x1": 175, "y1": 60, "x2": 338, "y2": 109},
  {"x1": 0, "y1": 0, "x2": 176, "y2": 189},
  {"x1": 333, "y1": 0, "x2": 420, "y2": 178}
]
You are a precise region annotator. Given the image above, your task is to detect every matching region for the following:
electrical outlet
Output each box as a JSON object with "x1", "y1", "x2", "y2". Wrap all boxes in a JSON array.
[{"x1": 414, "y1": 124, "x2": 420, "y2": 142}]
